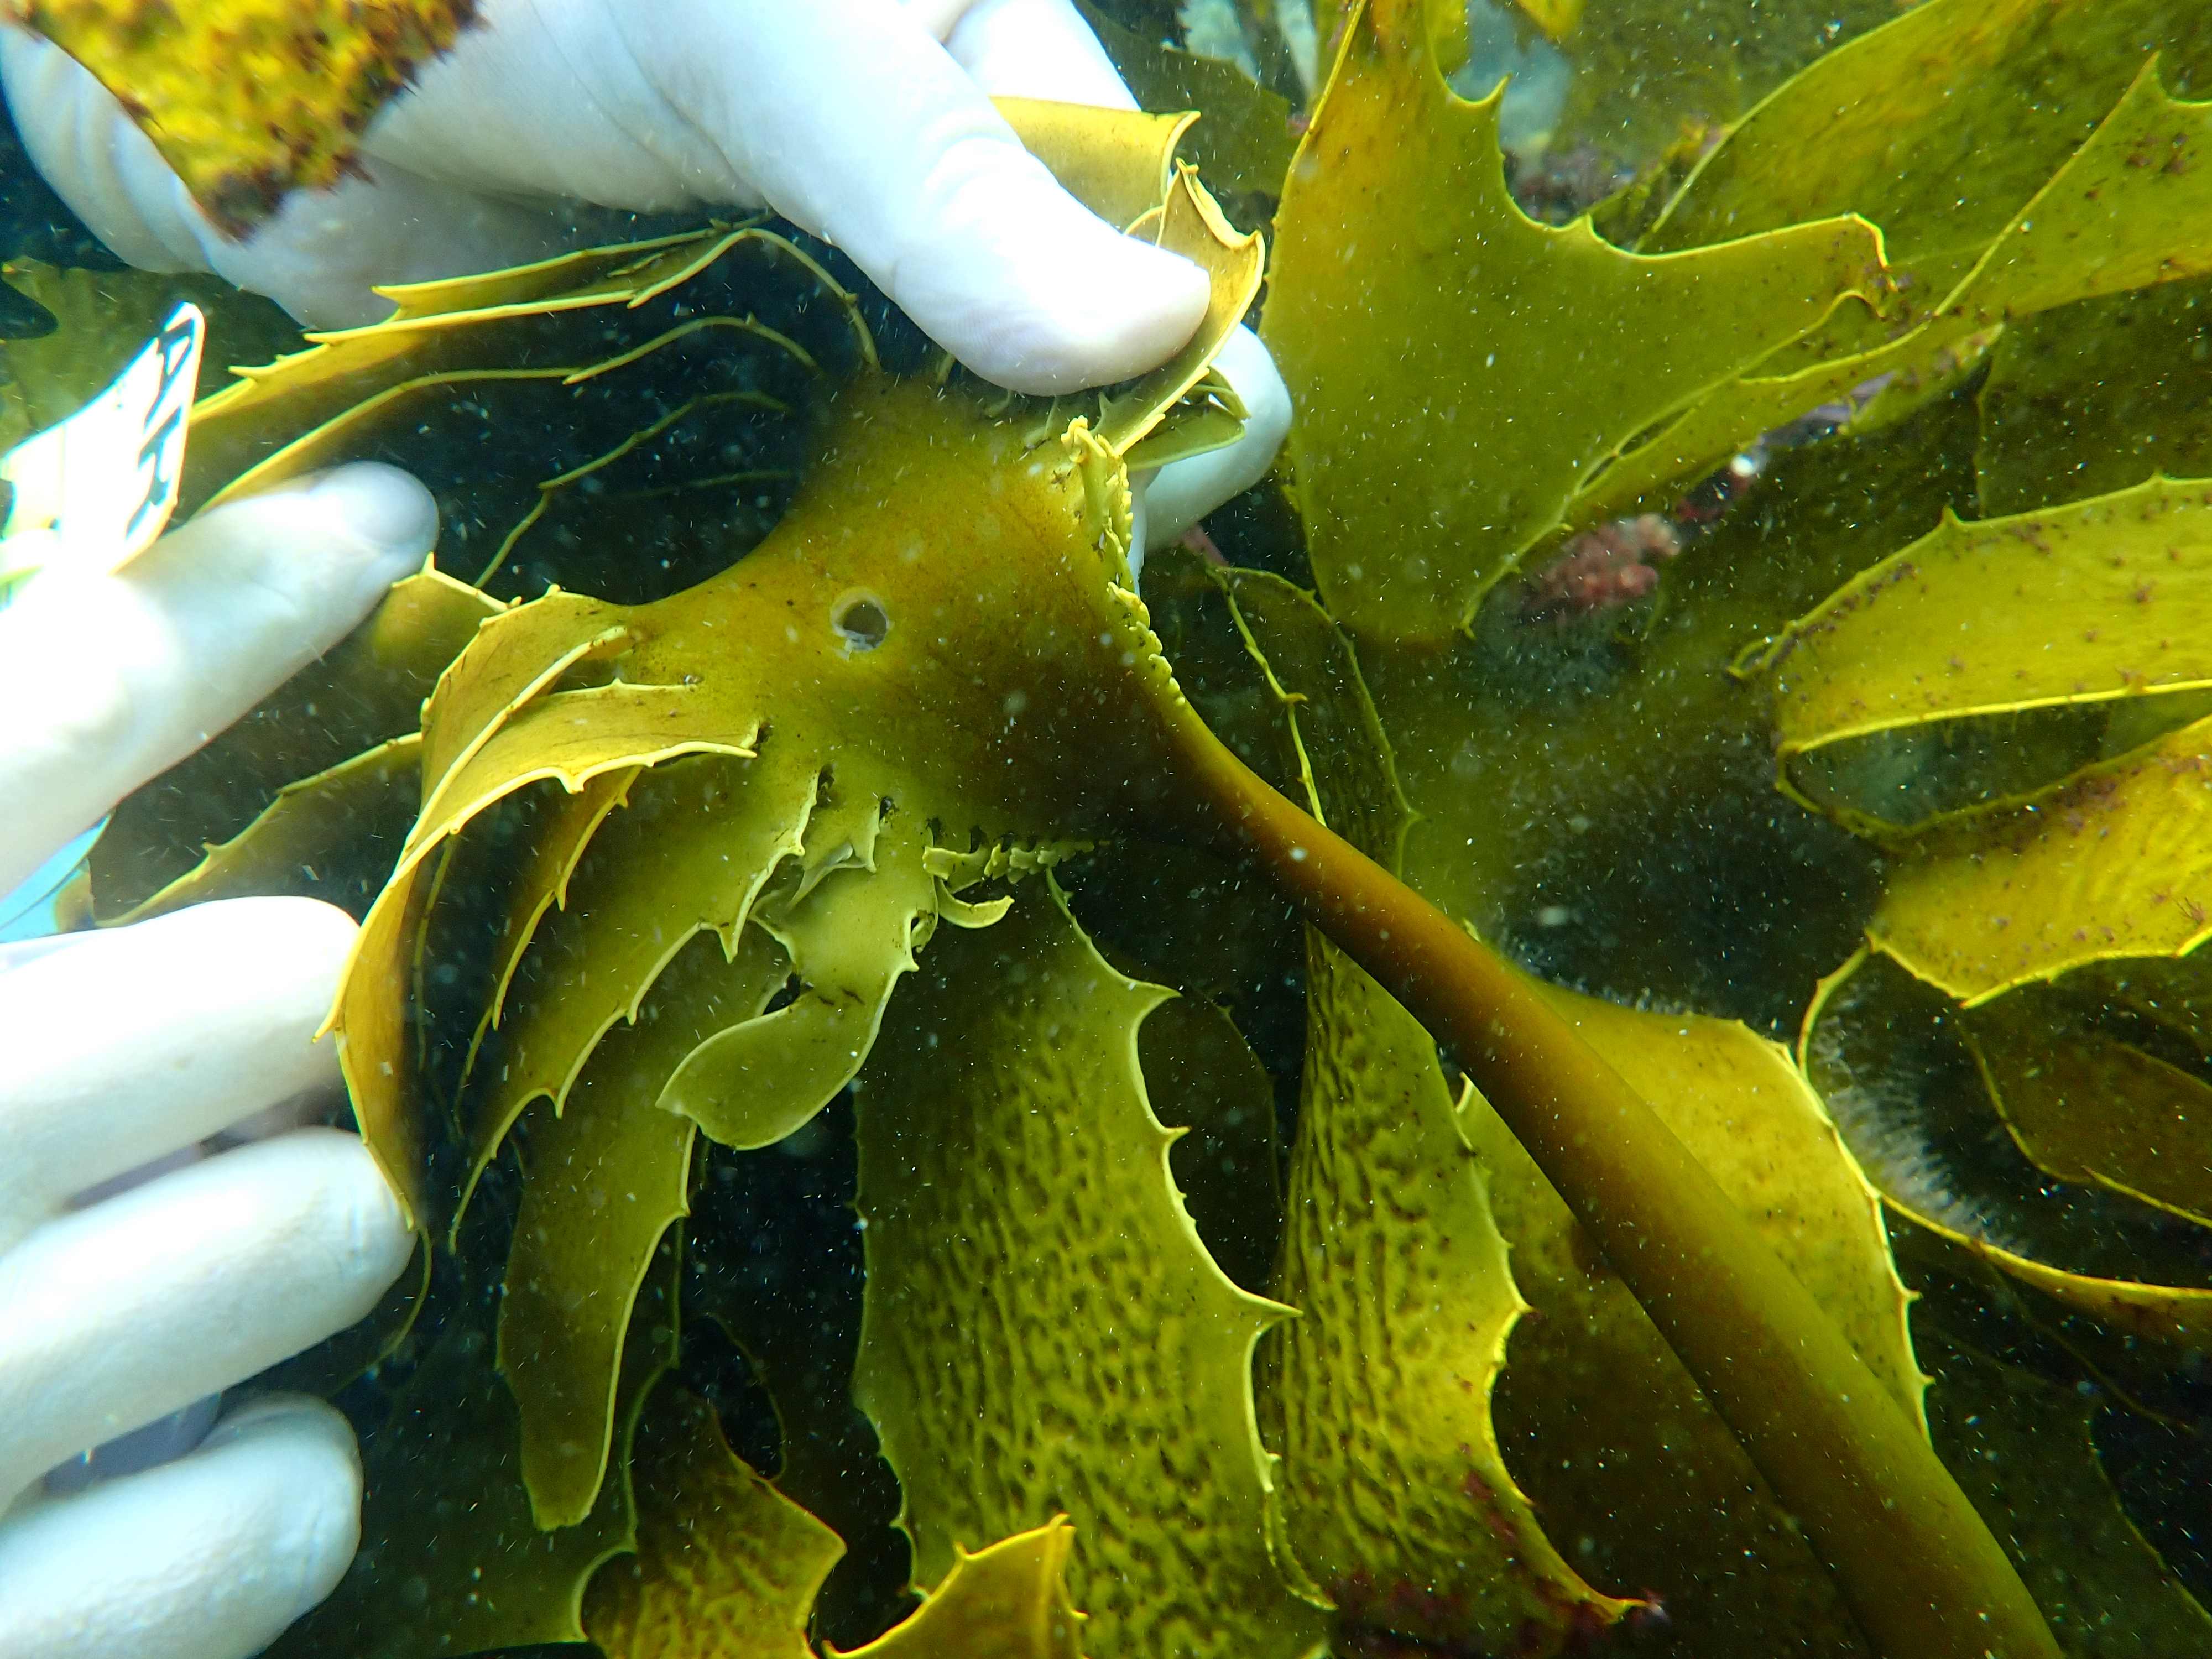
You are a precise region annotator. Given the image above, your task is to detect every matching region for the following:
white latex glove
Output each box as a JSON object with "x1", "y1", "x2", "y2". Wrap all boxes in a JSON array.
[
  {"x1": 2, "y1": 0, "x2": 1291, "y2": 541},
  {"x1": 8, "y1": 0, "x2": 1203, "y2": 394},
  {"x1": 0, "y1": 464, "x2": 431, "y2": 1659}
]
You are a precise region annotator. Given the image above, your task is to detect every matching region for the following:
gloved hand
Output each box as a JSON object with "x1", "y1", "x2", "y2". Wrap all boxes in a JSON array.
[
  {"x1": 4, "y1": 0, "x2": 1224, "y2": 395},
  {"x1": 0, "y1": 465, "x2": 431, "y2": 1659}
]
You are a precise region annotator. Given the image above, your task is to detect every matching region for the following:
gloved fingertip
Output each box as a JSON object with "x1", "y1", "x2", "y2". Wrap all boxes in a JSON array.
[
  {"x1": 971, "y1": 232, "x2": 1211, "y2": 394},
  {"x1": 197, "y1": 1393, "x2": 358, "y2": 1470},
  {"x1": 303, "y1": 463, "x2": 440, "y2": 566}
]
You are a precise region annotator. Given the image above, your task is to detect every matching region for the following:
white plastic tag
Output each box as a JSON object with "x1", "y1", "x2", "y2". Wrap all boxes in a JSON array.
[{"x1": 0, "y1": 301, "x2": 205, "y2": 610}]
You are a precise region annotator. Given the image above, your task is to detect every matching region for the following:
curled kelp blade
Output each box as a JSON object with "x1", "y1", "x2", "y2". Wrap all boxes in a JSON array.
[
  {"x1": 1735, "y1": 476, "x2": 2212, "y2": 1001},
  {"x1": 1803, "y1": 948, "x2": 2212, "y2": 1350},
  {"x1": 1859, "y1": 717, "x2": 2212, "y2": 1004},
  {"x1": 1751, "y1": 478, "x2": 2212, "y2": 792},
  {"x1": 1572, "y1": 51, "x2": 2212, "y2": 532},
  {"x1": 1261, "y1": 0, "x2": 1886, "y2": 643}
]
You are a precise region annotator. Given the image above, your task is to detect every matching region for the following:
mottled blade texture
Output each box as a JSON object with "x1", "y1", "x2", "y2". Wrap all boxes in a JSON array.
[
  {"x1": 851, "y1": 879, "x2": 1327, "y2": 1659},
  {"x1": 9, "y1": 0, "x2": 478, "y2": 232},
  {"x1": 1223, "y1": 569, "x2": 1919, "y2": 1653},
  {"x1": 1224, "y1": 571, "x2": 1630, "y2": 1653}
]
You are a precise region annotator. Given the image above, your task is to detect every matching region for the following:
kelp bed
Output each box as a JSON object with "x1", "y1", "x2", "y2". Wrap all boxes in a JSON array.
[{"x1": 11, "y1": 0, "x2": 2212, "y2": 1654}]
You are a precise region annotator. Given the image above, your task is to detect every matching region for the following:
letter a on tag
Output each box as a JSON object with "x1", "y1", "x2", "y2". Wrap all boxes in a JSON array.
[{"x1": 0, "y1": 302, "x2": 205, "y2": 611}]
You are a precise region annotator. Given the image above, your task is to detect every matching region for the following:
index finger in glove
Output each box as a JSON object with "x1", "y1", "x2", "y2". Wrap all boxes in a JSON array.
[
  {"x1": 630, "y1": 0, "x2": 1209, "y2": 393},
  {"x1": 0, "y1": 1129, "x2": 411, "y2": 1509},
  {"x1": 0, "y1": 898, "x2": 356, "y2": 1255},
  {"x1": 0, "y1": 464, "x2": 436, "y2": 896},
  {"x1": 0, "y1": 1395, "x2": 364, "y2": 1659}
]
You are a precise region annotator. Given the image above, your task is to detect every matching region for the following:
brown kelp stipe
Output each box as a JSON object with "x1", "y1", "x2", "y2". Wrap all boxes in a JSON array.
[{"x1": 1141, "y1": 713, "x2": 2060, "y2": 1659}]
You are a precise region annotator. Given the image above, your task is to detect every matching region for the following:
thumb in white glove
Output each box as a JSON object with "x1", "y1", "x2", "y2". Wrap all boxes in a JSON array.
[{"x1": 2, "y1": 0, "x2": 1212, "y2": 395}]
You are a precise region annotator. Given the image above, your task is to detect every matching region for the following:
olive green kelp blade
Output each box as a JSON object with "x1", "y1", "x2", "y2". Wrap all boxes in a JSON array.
[
  {"x1": 1575, "y1": 51, "x2": 2212, "y2": 530},
  {"x1": 582, "y1": 1383, "x2": 846, "y2": 1659},
  {"x1": 1644, "y1": 0, "x2": 2212, "y2": 296},
  {"x1": 9, "y1": 0, "x2": 472, "y2": 232},
  {"x1": 829, "y1": 1520, "x2": 1086, "y2": 1659},
  {"x1": 1262, "y1": 0, "x2": 1884, "y2": 643},
  {"x1": 1219, "y1": 570, "x2": 1921, "y2": 1652},
  {"x1": 1220, "y1": 570, "x2": 1631, "y2": 1654},
  {"x1": 1916, "y1": 1324, "x2": 2212, "y2": 1655},
  {"x1": 851, "y1": 879, "x2": 1326, "y2": 1659},
  {"x1": 584, "y1": 1400, "x2": 1092, "y2": 1659},
  {"x1": 1804, "y1": 949, "x2": 2212, "y2": 1350},
  {"x1": 499, "y1": 926, "x2": 790, "y2": 1529},
  {"x1": 1755, "y1": 478, "x2": 2212, "y2": 781}
]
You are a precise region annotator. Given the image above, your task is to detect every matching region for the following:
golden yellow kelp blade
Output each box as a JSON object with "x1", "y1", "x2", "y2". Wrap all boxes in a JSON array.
[
  {"x1": 1222, "y1": 570, "x2": 1631, "y2": 1653},
  {"x1": 330, "y1": 383, "x2": 1198, "y2": 1233},
  {"x1": 996, "y1": 98, "x2": 1197, "y2": 233},
  {"x1": 1738, "y1": 476, "x2": 2212, "y2": 1001},
  {"x1": 1754, "y1": 478, "x2": 2212, "y2": 776},
  {"x1": 1865, "y1": 716, "x2": 2212, "y2": 1003},
  {"x1": 851, "y1": 880, "x2": 1327, "y2": 1659},
  {"x1": 9, "y1": 0, "x2": 476, "y2": 234},
  {"x1": 831, "y1": 1520, "x2": 1085, "y2": 1659},
  {"x1": 1574, "y1": 52, "x2": 2212, "y2": 531},
  {"x1": 304, "y1": 127, "x2": 1260, "y2": 1234},
  {"x1": 1803, "y1": 949, "x2": 2212, "y2": 1350},
  {"x1": 582, "y1": 1385, "x2": 846, "y2": 1659},
  {"x1": 1261, "y1": 0, "x2": 1884, "y2": 644},
  {"x1": 1468, "y1": 985, "x2": 1927, "y2": 1653}
]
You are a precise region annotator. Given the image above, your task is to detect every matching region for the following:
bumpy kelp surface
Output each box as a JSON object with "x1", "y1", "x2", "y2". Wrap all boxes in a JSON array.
[{"x1": 41, "y1": 0, "x2": 2212, "y2": 1651}]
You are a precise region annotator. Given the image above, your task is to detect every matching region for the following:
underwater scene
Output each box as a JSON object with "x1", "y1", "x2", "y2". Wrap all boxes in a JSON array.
[{"x1": 3, "y1": 0, "x2": 2212, "y2": 1655}]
